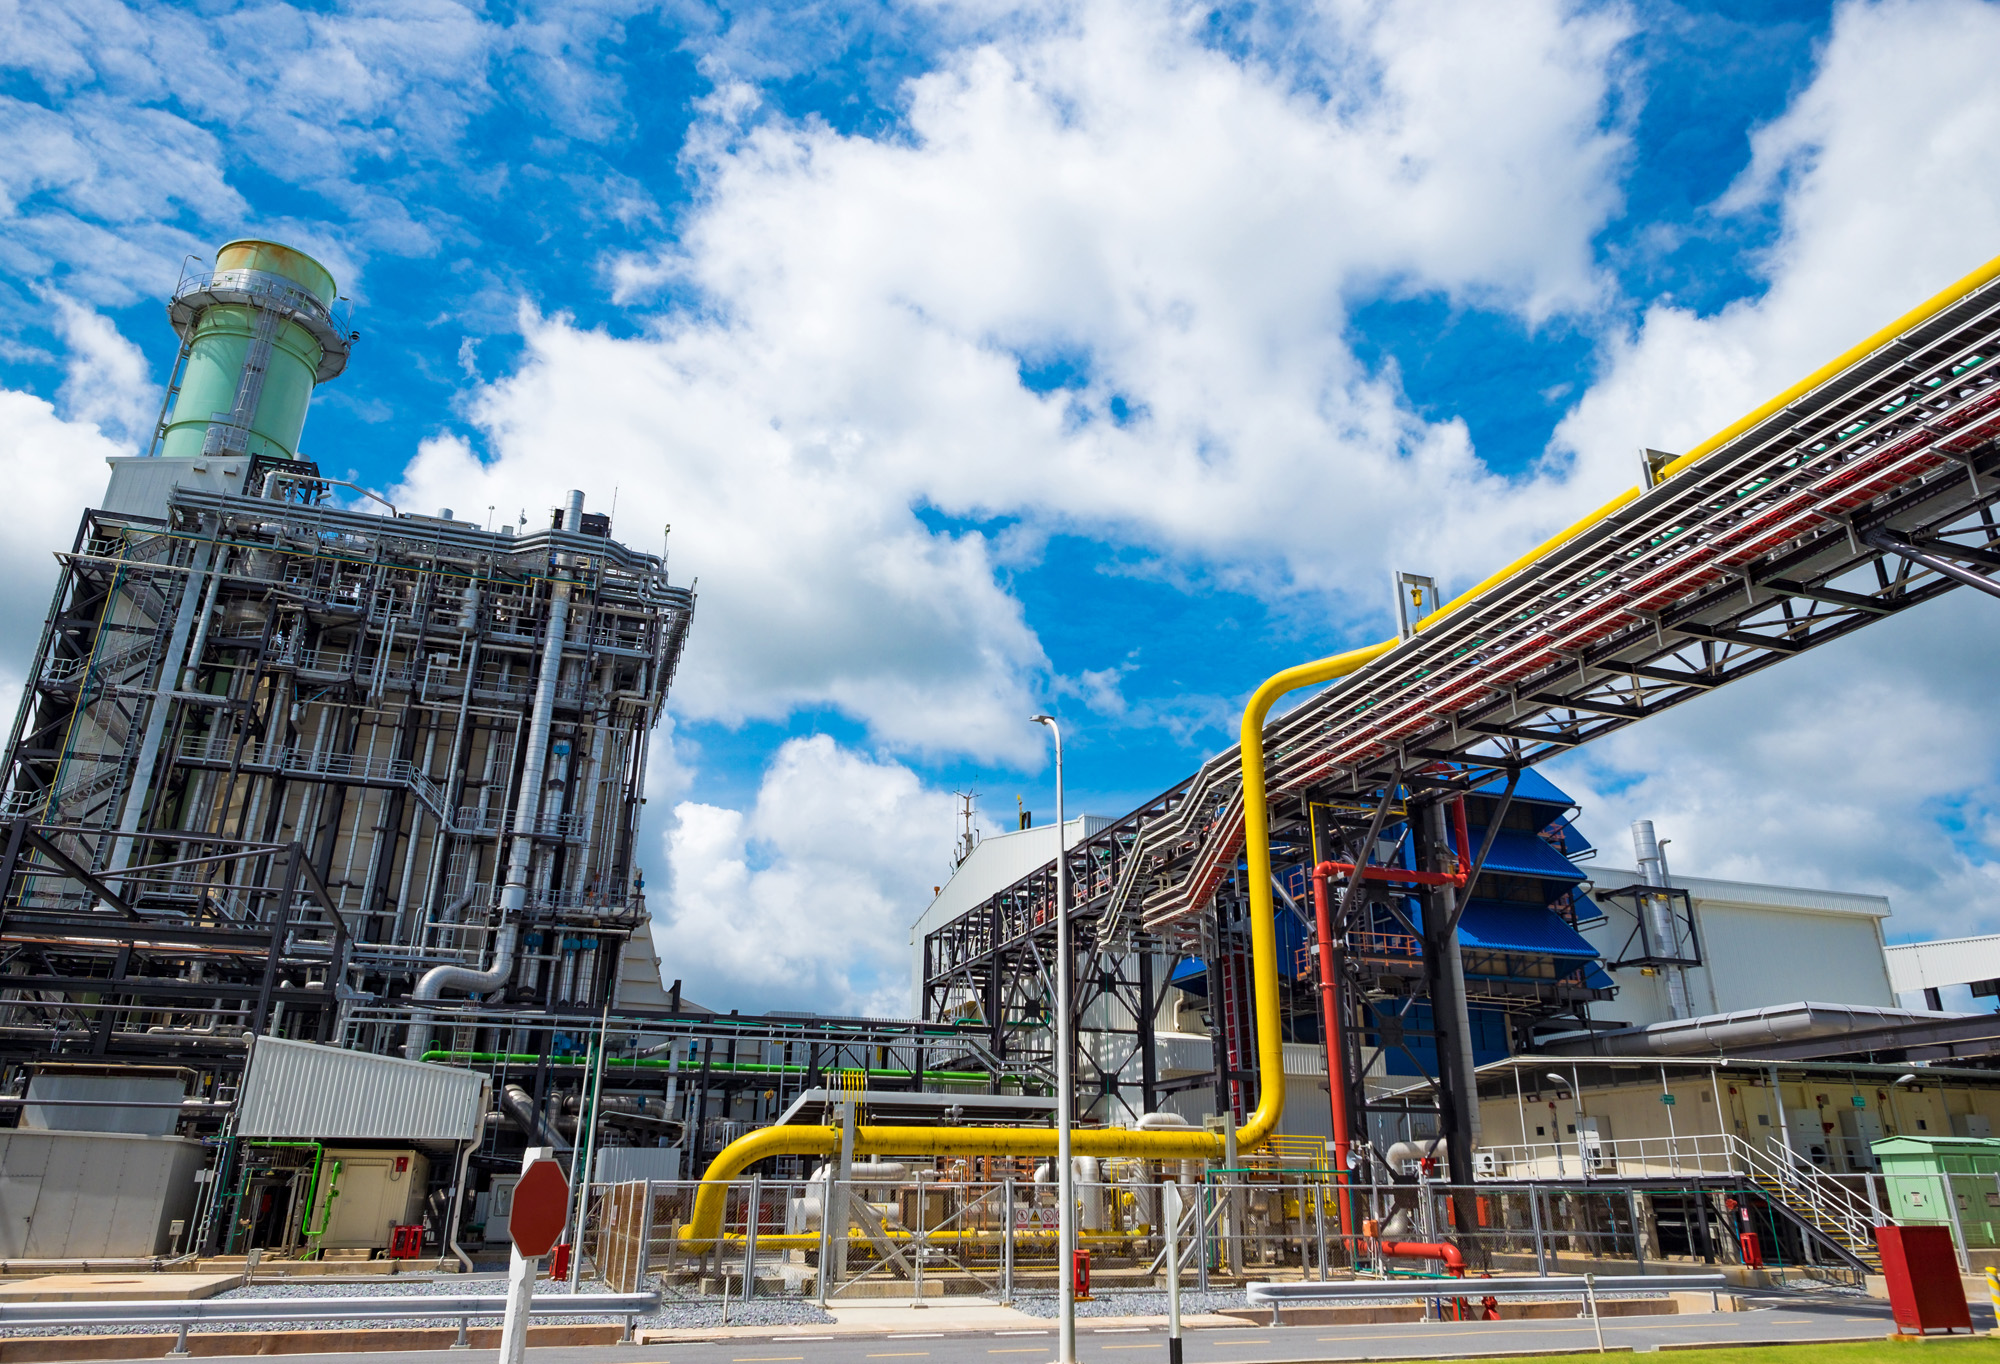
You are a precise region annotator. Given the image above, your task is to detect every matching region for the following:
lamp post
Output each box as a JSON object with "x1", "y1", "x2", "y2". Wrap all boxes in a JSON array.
[{"x1": 1031, "y1": 713, "x2": 1074, "y2": 1364}]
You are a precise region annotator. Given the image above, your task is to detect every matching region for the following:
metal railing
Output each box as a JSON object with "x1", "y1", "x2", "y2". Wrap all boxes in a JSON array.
[
  {"x1": 566, "y1": 1170, "x2": 1777, "y2": 1311},
  {"x1": 175, "y1": 736, "x2": 448, "y2": 815},
  {"x1": 1248, "y1": 1272, "x2": 1730, "y2": 1341},
  {"x1": 1738, "y1": 1134, "x2": 1880, "y2": 1258},
  {"x1": 0, "y1": 1290, "x2": 658, "y2": 1352}
]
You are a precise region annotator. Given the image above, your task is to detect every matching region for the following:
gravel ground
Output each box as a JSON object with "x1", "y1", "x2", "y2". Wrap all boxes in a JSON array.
[
  {"x1": 0, "y1": 1274, "x2": 833, "y2": 1338},
  {"x1": 1009, "y1": 1290, "x2": 1244, "y2": 1319}
]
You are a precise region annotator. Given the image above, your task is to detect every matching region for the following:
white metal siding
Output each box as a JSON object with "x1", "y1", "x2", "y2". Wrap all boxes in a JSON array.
[
  {"x1": 237, "y1": 1037, "x2": 488, "y2": 1142},
  {"x1": 0, "y1": 1130, "x2": 203, "y2": 1257},
  {"x1": 1886, "y1": 934, "x2": 2000, "y2": 994}
]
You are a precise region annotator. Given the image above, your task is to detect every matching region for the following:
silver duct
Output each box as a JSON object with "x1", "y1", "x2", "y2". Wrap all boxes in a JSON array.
[{"x1": 1629, "y1": 819, "x2": 1691, "y2": 1019}]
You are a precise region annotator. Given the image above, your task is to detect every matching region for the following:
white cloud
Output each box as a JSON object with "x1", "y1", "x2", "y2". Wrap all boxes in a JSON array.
[
  {"x1": 1551, "y1": 589, "x2": 2000, "y2": 943},
  {"x1": 1545, "y1": 0, "x2": 2000, "y2": 945},
  {"x1": 0, "y1": 388, "x2": 124, "y2": 718},
  {"x1": 653, "y1": 735, "x2": 960, "y2": 1016},
  {"x1": 392, "y1": 0, "x2": 1637, "y2": 767},
  {"x1": 51, "y1": 297, "x2": 155, "y2": 445}
]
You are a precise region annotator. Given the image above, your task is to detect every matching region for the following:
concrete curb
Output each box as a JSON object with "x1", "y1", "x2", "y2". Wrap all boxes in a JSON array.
[{"x1": 0, "y1": 1323, "x2": 624, "y2": 1361}]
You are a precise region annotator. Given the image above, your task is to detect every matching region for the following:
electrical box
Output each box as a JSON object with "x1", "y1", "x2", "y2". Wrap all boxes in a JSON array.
[
  {"x1": 1577, "y1": 1116, "x2": 1613, "y2": 1171},
  {"x1": 1877, "y1": 1225, "x2": 1971, "y2": 1335},
  {"x1": 1838, "y1": 1109, "x2": 1884, "y2": 1170},
  {"x1": 306, "y1": 1148, "x2": 429, "y2": 1251},
  {"x1": 484, "y1": 1172, "x2": 521, "y2": 1244},
  {"x1": 1953, "y1": 1114, "x2": 1993, "y2": 1139}
]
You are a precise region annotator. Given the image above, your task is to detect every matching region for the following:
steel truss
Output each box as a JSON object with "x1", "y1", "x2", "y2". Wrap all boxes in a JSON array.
[
  {"x1": 0, "y1": 820, "x2": 348, "y2": 1069},
  {"x1": 923, "y1": 272, "x2": 2000, "y2": 1162}
]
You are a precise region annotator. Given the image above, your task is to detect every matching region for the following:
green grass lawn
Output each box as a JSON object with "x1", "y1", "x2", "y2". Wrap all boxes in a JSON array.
[{"x1": 1499, "y1": 1341, "x2": 1997, "y2": 1364}]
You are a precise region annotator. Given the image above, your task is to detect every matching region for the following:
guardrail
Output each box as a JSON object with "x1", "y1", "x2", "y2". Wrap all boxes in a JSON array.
[
  {"x1": 1248, "y1": 1272, "x2": 1731, "y2": 1346},
  {"x1": 0, "y1": 1290, "x2": 658, "y2": 1354}
]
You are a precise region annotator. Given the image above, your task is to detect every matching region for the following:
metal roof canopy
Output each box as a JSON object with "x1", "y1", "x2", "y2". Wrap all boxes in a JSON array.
[{"x1": 237, "y1": 1036, "x2": 489, "y2": 1143}]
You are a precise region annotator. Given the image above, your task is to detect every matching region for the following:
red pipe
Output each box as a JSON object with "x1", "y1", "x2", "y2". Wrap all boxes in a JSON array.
[
  {"x1": 1311, "y1": 796, "x2": 1475, "y2": 890},
  {"x1": 1308, "y1": 795, "x2": 1475, "y2": 1254},
  {"x1": 1309, "y1": 866, "x2": 1352, "y2": 1242},
  {"x1": 1379, "y1": 1239, "x2": 1466, "y2": 1276}
]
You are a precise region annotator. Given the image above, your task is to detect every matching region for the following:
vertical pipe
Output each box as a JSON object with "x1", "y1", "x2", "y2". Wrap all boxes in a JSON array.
[
  {"x1": 1530, "y1": 1185, "x2": 1546, "y2": 1275},
  {"x1": 1001, "y1": 1175, "x2": 1015, "y2": 1305},
  {"x1": 743, "y1": 1173, "x2": 761, "y2": 1301},
  {"x1": 1309, "y1": 867, "x2": 1352, "y2": 1241}
]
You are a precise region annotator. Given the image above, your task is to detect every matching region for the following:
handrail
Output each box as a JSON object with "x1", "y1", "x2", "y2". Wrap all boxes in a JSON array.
[
  {"x1": 678, "y1": 248, "x2": 2000, "y2": 1251},
  {"x1": 1739, "y1": 1133, "x2": 1879, "y2": 1245}
]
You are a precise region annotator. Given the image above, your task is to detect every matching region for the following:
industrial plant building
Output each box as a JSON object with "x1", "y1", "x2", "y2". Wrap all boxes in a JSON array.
[{"x1": 4, "y1": 235, "x2": 2000, "y2": 1294}]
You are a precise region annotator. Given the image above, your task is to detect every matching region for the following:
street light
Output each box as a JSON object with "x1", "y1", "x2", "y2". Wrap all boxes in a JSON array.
[{"x1": 1031, "y1": 713, "x2": 1075, "y2": 1364}]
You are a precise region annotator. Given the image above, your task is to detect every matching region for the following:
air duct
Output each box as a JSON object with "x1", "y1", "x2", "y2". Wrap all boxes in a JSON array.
[{"x1": 1630, "y1": 819, "x2": 1691, "y2": 1019}]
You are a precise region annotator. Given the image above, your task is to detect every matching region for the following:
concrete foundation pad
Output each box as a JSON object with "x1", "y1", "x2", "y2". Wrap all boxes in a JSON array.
[{"x1": 0, "y1": 1274, "x2": 241, "y2": 1303}]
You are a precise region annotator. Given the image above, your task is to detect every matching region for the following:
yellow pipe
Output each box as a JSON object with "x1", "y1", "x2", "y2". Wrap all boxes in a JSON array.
[{"x1": 680, "y1": 247, "x2": 2000, "y2": 1252}]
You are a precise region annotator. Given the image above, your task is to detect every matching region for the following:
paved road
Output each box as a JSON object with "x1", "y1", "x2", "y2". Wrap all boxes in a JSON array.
[{"x1": 153, "y1": 1293, "x2": 1971, "y2": 1364}]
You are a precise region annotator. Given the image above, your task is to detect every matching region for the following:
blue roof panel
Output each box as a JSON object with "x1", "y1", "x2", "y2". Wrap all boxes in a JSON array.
[
  {"x1": 1454, "y1": 900, "x2": 1601, "y2": 959},
  {"x1": 1463, "y1": 828, "x2": 1586, "y2": 883},
  {"x1": 1469, "y1": 767, "x2": 1577, "y2": 812}
]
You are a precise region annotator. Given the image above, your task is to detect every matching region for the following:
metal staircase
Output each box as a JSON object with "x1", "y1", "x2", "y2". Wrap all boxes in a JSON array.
[{"x1": 1730, "y1": 1134, "x2": 1882, "y2": 1272}]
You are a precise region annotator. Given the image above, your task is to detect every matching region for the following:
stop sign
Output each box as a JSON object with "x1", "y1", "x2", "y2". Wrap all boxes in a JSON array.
[{"x1": 509, "y1": 1158, "x2": 570, "y2": 1257}]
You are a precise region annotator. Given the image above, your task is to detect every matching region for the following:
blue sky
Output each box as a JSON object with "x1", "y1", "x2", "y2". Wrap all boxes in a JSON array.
[{"x1": 4, "y1": 0, "x2": 2000, "y2": 1015}]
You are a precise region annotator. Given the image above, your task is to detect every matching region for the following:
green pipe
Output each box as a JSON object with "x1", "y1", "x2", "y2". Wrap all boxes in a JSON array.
[
  {"x1": 236, "y1": 1140, "x2": 328, "y2": 1254},
  {"x1": 418, "y1": 1050, "x2": 1029, "y2": 1086}
]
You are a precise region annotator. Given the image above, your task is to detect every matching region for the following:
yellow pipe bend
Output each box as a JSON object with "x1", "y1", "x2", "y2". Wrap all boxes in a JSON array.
[{"x1": 680, "y1": 247, "x2": 2000, "y2": 1253}]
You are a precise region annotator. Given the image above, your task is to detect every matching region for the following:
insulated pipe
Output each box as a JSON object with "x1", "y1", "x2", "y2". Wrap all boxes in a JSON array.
[
  {"x1": 676, "y1": 248, "x2": 2000, "y2": 1251},
  {"x1": 500, "y1": 1082, "x2": 571, "y2": 1152},
  {"x1": 399, "y1": 891, "x2": 481, "y2": 1059}
]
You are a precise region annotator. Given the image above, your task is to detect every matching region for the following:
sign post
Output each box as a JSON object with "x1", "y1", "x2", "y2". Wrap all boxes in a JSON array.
[
  {"x1": 1164, "y1": 1180, "x2": 1183, "y2": 1364},
  {"x1": 498, "y1": 1148, "x2": 570, "y2": 1364}
]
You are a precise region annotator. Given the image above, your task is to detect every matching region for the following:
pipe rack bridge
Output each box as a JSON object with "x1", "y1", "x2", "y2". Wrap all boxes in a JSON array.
[
  {"x1": 954, "y1": 251, "x2": 2000, "y2": 959},
  {"x1": 673, "y1": 252, "x2": 2000, "y2": 1248}
]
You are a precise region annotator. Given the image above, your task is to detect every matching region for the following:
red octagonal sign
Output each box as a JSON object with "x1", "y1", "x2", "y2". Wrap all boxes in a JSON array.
[{"x1": 509, "y1": 1158, "x2": 570, "y2": 1257}]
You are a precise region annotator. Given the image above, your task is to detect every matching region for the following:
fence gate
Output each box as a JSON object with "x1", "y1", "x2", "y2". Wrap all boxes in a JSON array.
[{"x1": 598, "y1": 1181, "x2": 655, "y2": 1293}]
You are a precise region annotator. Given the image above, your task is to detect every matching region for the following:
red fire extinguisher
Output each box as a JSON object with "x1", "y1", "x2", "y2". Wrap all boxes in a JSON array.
[
  {"x1": 1072, "y1": 1249, "x2": 1092, "y2": 1300},
  {"x1": 1726, "y1": 1198, "x2": 1764, "y2": 1268}
]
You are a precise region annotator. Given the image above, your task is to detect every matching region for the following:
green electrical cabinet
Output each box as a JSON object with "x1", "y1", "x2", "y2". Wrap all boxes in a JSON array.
[{"x1": 1875, "y1": 1135, "x2": 2000, "y2": 1248}]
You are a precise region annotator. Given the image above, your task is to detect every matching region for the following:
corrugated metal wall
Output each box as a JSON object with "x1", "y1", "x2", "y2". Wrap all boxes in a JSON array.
[{"x1": 237, "y1": 1037, "x2": 488, "y2": 1142}]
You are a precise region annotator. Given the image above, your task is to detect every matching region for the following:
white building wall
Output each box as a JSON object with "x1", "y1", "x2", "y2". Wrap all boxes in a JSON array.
[
  {"x1": 1885, "y1": 933, "x2": 2000, "y2": 1011},
  {"x1": 907, "y1": 815, "x2": 1111, "y2": 1014},
  {"x1": 1583, "y1": 866, "x2": 1893, "y2": 1027}
]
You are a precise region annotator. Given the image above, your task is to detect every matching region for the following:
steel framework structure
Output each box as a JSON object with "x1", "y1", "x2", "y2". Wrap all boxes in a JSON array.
[
  {"x1": 0, "y1": 457, "x2": 693, "y2": 1078},
  {"x1": 923, "y1": 262, "x2": 2000, "y2": 1169}
]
